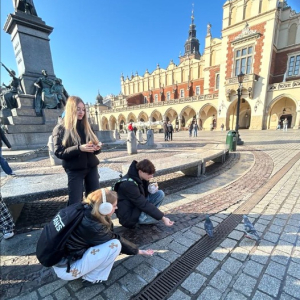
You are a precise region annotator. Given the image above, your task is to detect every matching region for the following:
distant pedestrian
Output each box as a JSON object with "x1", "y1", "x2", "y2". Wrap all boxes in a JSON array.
[
  {"x1": 193, "y1": 123, "x2": 198, "y2": 137},
  {"x1": 163, "y1": 121, "x2": 168, "y2": 141},
  {"x1": 0, "y1": 193, "x2": 15, "y2": 239},
  {"x1": 221, "y1": 123, "x2": 224, "y2": 131},
  {"x1": 133, "y1": 126, "x2": 137, "y2": 136},
  {"x1": 283, "y1": 118, "x2": 288, "y2": 131},
  {"x1": 175, "y1": 124, "x2": 179, "y2": 132},
  {"x1": 276, "y1": 120, "x2": 281, "y2": 130},
  {"x1": 188, "y1": 123, "x2": 193, "y2": 137},
  {"x1": 167, "y1": 121, "x2": 174, "y2": 141},
  {"x1": 128, "y1": 123, "x2": 133, "y2": 132},
  {"x1": 0, "y1": 127, "x2": 16, "y2": 176}
]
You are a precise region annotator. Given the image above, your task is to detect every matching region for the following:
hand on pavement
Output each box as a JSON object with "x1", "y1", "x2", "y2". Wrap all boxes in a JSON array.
[
  {"x1": 138, "y1": 249, "x2": 154, "y2": 256},
  {"x1": 162, "y1": 216, "x2": 174, "y2": 226}
]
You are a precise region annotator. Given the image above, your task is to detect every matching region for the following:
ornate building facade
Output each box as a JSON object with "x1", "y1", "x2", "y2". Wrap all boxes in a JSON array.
[{"x1": 95, "y1": 0, "x2": 300, "y2": 132}]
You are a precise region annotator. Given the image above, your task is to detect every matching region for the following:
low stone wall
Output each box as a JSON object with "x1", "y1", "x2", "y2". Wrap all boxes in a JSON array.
[{"x1": 95, "y1": 130, "x2": 116, "y2": 143}]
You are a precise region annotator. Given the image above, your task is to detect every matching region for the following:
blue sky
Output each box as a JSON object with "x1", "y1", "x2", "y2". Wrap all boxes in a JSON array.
[{"x1": 1, "y1": 0, "x2": 300, "y2": 104}]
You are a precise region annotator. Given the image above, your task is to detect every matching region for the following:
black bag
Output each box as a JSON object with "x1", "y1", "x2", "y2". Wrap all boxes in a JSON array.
[
  {"x1": 112, "y1": 177, "x2": 138, "y2": 192},
  {"x1": 36, "y1": 203, "x2": 85, "y2": 271}
]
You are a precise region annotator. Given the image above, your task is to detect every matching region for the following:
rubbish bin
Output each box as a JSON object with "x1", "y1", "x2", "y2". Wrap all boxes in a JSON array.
[{"x1": 226, "y1": 130, "x2": 237, "y2": 151}]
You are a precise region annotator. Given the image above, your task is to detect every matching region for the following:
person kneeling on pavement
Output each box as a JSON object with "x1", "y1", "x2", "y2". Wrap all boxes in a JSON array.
[
  {"x1": 114, "y1": 159, "x2": 174, "y2": 228},
  {"x1": 53, "y1": 188, "x2": 153, "y2": 286}
]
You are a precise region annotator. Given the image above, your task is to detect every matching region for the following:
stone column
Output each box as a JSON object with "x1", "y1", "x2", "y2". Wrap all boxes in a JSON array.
[
  {"x1": 4, "y1": 12, "x2": 55, "y2": 95},
  {"x1": 293, "y1": 108, "x2": 300, "y2": 129},
  {"x1": 146, "y1": 129, "x2": 154, "y2": 146},
  {"x1": 178, "y1": 114, "x2": 183, "y2": 131},
  {"x1": 196, "y1": 113, "x2": 201, "y2": 130},
  {"x1": 127, "y1": 131, "x2": 137, "y2": 154}
]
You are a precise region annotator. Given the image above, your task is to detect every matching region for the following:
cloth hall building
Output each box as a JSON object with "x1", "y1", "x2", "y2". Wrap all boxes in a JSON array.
[{"x1": 94, "y1": 0, "x2": 300, "y2": 132}]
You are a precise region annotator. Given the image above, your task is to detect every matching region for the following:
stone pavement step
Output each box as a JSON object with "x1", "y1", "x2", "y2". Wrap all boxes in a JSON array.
[{"x1": 2, "y1": 167, "x2": 121, "y2": 202}]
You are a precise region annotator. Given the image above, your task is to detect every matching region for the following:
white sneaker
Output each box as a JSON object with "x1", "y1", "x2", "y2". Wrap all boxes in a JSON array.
[{"x1": 3, "y1": 231, "x2": 14, "y2": 239}]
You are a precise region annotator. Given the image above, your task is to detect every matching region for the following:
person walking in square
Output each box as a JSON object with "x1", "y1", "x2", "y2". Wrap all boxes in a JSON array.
[
  {"x1": 114, "y1": 159, "x2": 174, "y2": 229},
  {"x1": 276, "y1": 120, "x2": 281, "y2": 130},
  {"x1": 193, "y1": 122, "x2": 198, "y2": 137},
  {"x1": 163, "y1": 121, "x2": 168, "y2": 141},
  {"x1": 0, "y1": 127, "x2": 16, "y2": 176},
  {"x1": 167, "y1": 121, "x2": 174, "y2": 141},
  {"x1": 221, "y1": 123, "x2": 225, "y2": 131},
  {"x1": 283, "y1": 118, "x2": 288, "y2": 131},
  {"x1": 188, "y1": 123, "x2": 193, "y2": 137},
  {"x1": 53, "y1": 96, "x2": 102, "y2": 205}
]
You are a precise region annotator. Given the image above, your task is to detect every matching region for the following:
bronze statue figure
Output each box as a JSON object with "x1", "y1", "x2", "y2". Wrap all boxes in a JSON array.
[
  {"x1": 13, "y1": 0, "x2": 38, "y2": 16},
  {"x1": 0, "y1": 62, "x2": 23, "y2": 110},
  {"x1": 34, "y1": 70, "x2": 68, "y2": 114}
]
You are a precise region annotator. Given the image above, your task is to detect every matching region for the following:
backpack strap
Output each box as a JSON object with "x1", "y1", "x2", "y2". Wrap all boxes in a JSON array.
[{"x1": 112, "y1": 177, "x2": 138, "y2": 191}]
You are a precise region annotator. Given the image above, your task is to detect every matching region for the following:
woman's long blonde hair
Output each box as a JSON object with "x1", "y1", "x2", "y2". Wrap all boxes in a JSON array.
[
  {"x1": 84, "y1": 188, "x2": 117, "y2": 227},
  {"x1": 62, "y1": 96, "x2": 99, "y2": 147}
]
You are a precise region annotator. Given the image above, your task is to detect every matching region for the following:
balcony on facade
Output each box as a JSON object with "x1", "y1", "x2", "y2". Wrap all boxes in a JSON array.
[{"x1": 225, "y1": 73, "x2": 259, "y2": 100}]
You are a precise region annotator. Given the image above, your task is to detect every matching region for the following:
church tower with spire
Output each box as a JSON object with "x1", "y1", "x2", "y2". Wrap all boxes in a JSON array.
[{"x1": 180, "y1": 6, "x2": 201, "y2": 63}]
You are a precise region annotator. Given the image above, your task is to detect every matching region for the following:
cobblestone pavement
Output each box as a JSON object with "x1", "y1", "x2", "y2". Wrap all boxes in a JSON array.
[{"x1": 1, "y1": 130, "x2": 300, "y2": 300}]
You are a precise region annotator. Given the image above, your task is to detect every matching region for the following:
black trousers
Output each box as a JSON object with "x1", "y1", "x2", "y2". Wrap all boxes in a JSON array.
[
  {"x1": 168, "y1": 132, "x2": 173, "y2": 140},
  {"x1": 65, "y1": 166, "x2": 100, "y2": 205}
]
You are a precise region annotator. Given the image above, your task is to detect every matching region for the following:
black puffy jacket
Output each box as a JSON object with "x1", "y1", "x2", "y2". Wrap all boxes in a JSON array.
[
  {"x1": 52, "y1": 121, "x2": 100, "y2": 170},
  {"x1": 115, "y1": 160, "x2": 164, "y2": 228},
  {"x1": 65, "y1": 205, "x2": 138, "y2": 260}
]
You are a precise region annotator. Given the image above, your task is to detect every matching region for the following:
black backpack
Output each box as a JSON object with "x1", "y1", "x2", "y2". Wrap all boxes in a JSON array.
[
  {"x1": 112, "y1": 177, "x2": 138, "y2": 192},
  {"x1": 36, "y1": 203, "x2": 85, "y2": 272}
]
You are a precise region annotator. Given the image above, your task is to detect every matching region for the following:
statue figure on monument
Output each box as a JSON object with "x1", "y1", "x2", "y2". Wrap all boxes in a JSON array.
[
  {"x1": 34, "y1": 70, "x2": 68, "y2": 113},
  {"x1": 50, "y1": 78, "x2": 69, "y2": 108},
  {"x1": 0, "y1": 62, "x2": 23, "y2": 110},
  {"x1": 13, "y1": 0, "x2": 38, "y2": 16}
]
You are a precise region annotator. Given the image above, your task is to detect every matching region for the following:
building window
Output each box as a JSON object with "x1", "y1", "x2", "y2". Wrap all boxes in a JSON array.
[
  {"x1": 144, "y1": 96, "x2": 147, "y2": 103},
  {"x1": 287, "y1": 54, "x2": 300, "y2": 77},
  {"x1": 234, "y1": 46, "x2": 253, "y2": 76},
  {"x1": 154, "y1": 94, "x2": 158, "y2": 102},
  {"x1": 167, "y1": 92, "x2": 171, "y2": 100},
  {"x1": 180, "y1": 89, "x2": 184, "y2": 98},
  {"x1": 195, "y1": 86, "x2": 200, "y2": 95},
  {"x1": 215, "y1": 74, "x2": 220, "y2": 90}
]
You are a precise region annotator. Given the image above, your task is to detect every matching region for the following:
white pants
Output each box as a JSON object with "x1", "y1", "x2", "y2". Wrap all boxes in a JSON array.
[{"x1": 53, "y1": 239, "x2": 121, "y2": 283}]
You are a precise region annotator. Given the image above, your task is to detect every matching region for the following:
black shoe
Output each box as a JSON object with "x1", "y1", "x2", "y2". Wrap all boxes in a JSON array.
[{"x1": 82, "y1": 279, "x2": 102, "y2": 287}]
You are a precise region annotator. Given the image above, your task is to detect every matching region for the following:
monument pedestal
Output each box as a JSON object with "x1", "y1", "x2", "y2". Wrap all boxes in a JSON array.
[{"x1": 3, "y1": 94, "x2": 62, "y2": 149}]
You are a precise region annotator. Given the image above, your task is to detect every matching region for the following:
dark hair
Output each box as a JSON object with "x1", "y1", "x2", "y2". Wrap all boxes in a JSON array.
[{"x1": 136, "y1": 159, "x2": 156, "y2": 175}]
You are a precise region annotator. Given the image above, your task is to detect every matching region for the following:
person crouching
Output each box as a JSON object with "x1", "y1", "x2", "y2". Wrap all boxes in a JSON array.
[{"x1": 52, "y1": 188, "x2": 153, "y2": 287}]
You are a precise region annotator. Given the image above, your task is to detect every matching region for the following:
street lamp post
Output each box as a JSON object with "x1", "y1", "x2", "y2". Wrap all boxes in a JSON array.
[{"x1": 235, "y1": 72, "x2": 245, "y2": 145}]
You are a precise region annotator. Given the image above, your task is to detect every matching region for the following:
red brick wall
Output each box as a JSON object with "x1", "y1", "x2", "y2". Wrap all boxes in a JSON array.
[
  {"x1": 269, "y1": 46, "x2": 300, "y2": 83},
  {"x1": 208, "y1": 66, "x2": 220, "y2": 93},
  {"x1": 226, "y1": 22, "x2": 266, "y2": 79},
  {"x1": 192, "y1": 79, "x2": 204, "y2": 95},
  {"x1": 127, "y1": 93, "x2": 144, "y2": 105}
]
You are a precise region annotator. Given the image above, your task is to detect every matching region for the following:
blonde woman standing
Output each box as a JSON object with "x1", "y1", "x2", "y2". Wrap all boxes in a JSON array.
[
  {"x1": 53, "y1": 96, "x2": 101, "y2": 205},
  {"x1": 52, "y1": 189, "x2": 153, "y2": 286}
]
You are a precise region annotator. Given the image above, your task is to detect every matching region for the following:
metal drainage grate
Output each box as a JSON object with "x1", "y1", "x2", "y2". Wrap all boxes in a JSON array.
[
  {"x1": 132, "y1": 152, "x2": 300, "y2": 300},
  {"x1": 132, "y1": 214, "x2": 242, "y2": 300}
]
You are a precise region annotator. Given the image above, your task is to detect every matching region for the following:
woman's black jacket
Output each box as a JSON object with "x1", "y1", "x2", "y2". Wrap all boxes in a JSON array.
[
  {"x1": 52, "y1": 122, "x2": 100, "y2": 170},
  {"x1": 65, "y1": 206, "x2": 138, "y2": 259}
]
